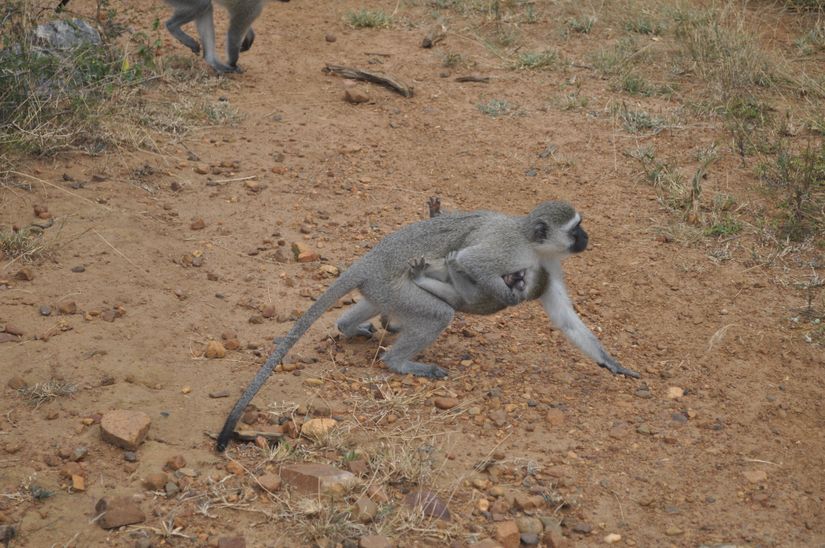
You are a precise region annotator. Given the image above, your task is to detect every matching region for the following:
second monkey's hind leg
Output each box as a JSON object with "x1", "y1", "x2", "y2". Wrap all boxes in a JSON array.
[{"x1": 336, "y1": 299, "x2": 378, "y2": 338}]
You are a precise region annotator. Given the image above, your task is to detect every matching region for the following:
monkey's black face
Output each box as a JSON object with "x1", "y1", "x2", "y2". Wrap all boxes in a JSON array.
[{"x1": 569, "y1": 222, "x2": 588, "y2": 253}]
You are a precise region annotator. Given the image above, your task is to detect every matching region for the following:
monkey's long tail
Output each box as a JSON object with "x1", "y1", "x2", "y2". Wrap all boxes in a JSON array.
[{"x1": 216, "y1": 272, "x2": 361, "y2": 451}]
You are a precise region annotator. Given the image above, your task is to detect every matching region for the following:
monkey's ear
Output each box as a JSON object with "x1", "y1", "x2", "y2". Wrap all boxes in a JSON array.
[{"x1": 531, "y1": 220, "x2": 548, "y2": 242}]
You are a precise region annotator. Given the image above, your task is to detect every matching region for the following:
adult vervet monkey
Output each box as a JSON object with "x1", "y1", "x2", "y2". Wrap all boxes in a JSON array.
[
  {"x1": 216, "y1": 201, "x2": 637, "y2": 451},
  {"x1": 164, "y1": 0, "x2": 284, "y2": 73}
]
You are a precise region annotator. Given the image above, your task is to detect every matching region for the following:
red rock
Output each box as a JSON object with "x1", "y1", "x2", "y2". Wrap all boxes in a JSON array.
[
  {"x1": 60, "y1": 462, "x2": 83, "y2": 479},
  {"x1": 6, "y1": 376, "x2": 26, "y2": 389},
  {"x1": 359, "y1": 535, "x2": 393, "y2": 548},
  {"x1": 345, "y1": 89, "x2": 370, "y2": 104},
  {"x1": 280, "y1": 463, "x2": 358, "y2": 495},
  {"x1": 495, "y1": 520, "x2": 520, "y2": 548},
  {"x1": 433, "y1": 397, "x2": 459, "y2": 410},
  {"x1": 218, "y1": 537, "x2": 246, "y2": 548},
  {"x1": 297, "y1": 250, "x2": 319, "y2": 263},
  {"x1": 226, "y1": 461, "x2": 245, "y2": 476},
  {"x1": 545, "y1": 408, "x2": 565, "y2": 427},
  {"x1": 143, "y1": 472, "x2": 168, "y2": 491},
  {"x1": 0, "y1": 333, "x2": 19, "y2": 344},
  {"x1": 205, "y1": 340, "x2": 226, "y2": 358},
  {"x1": 165, "y1": 455, "x2": 186, "y2": 471},
  {"x1": 404, "y1": 490, "x2": 450, "y2": 521},
  {"x1": 190, "y1": 218, "x2": 206, "y2": 230},
  {"x1": 354, "y1": 496, "x2": 378, "y2": 523},
  {"x1": 3, "y1": 324, "x2": 23, "y2": 336},
  {"x1": 100, "y1": 410, "x2": 151, "y2": 450},
  {"x1": 469, "y1": 540, "x2": 504, "y2": 548},
  {"x1": 58, "y1": 301, "x2": 77, "y2": 315},
  {"x1": 95, "y1": 496, "x2": 145, "y2": 529},
  {"x1": 258, "y1": 473, "x2": 282, "y2": 492}
]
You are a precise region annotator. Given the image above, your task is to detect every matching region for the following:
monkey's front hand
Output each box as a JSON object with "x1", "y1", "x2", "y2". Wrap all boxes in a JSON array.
[{"x1": 598, "y1": 356, "x2": 640, "y2": 379}]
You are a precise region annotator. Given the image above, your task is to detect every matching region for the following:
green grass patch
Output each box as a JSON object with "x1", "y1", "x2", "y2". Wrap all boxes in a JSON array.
[
  {"x1": 705, "y1": 216, "x2": 743, "y2": 237},
  {"x1": 795, "y1": 22, "x2": 825, "y2": 55},
  {"x1": 567, "y1": 16, "x2": 596, "y2": 34},
  {"x1": 618, "y1": 105, "x2": 664, "y2": 133},
  {"x1": 625, "y1": 15, "x2": 665, "y2": 35},
  {"x1": 345, "y1": 9, "x2": 392, "y2": 28},
  {"x1": 672, "y1": 6, "x2": 777, "y2": 95},
  {"x1": 617, "y1": 73, "x2": 653, "y2": 96},
  {"x1": 758, "y1": 141, "x2": 825, "y2": 241},
  {"x1": 590, "y1": 36, "x2": 649, "y2": 76},
  {"x1": 477, "y1": 98, "x2": 512, "y2": 117},
  {"x1": 514, "y1": 49, "x2": 557, "y2": 70}
]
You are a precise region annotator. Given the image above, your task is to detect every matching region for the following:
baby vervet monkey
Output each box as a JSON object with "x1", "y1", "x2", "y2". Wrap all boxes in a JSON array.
[
  {"x1": 216, "y1": 200, "x2": 637, "y2": 451},
  {"x1": 164, "y1": 0, "x2": 284, "y2": 73}
]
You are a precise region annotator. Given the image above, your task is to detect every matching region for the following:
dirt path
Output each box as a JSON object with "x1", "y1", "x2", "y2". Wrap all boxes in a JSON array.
[{"x1": 1, "y1": 0, "x2": 823, "y2": 546}]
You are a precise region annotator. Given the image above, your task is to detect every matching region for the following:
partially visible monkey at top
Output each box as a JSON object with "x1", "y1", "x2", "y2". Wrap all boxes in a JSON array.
[
  {"x1": 216, "y1": 200, "x2": 638, "y2": 451},
  {"x1": 164, "y1": 0, "x2": 283, "y2": 73}
]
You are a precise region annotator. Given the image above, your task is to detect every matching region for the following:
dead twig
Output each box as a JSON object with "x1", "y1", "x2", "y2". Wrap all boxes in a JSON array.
[
  {"x1": 322, "y1": 64, "x2": 413, "y2": 97},
  {"x1": 210, "y1": 175, "x2": 257, "y2": 184},
  {"x1": 9, "y1": 171, "x2": 111, "y2": 211},
  {"x1": 92, "y1": 230, "x2": 140, "y2": 271},
  {"x1": 454, "y1": 75, "x2": 490, "y2": 83}
]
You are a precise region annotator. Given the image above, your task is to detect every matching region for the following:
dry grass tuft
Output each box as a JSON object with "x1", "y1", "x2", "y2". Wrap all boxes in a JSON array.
[{"x1": 17, "y1": 379, "x2": 77, "y2": 408}]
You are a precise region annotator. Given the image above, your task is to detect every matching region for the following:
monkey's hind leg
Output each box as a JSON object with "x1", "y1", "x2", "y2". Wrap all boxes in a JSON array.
[
  {"x1": 336, "y1": 299, "x2": 379, "y2": 338},
  {"x1": 193, "y1": 4, "x2": 237, "y2": 73},
  {"x1": 379, "y1": 290, "x2": 454, "y2": 379},
  {"x1": 165, "y1": 0, "x2": 210, "y2": 54},
  {"x1": 226, "y1": 2, "x2": 264, "y2": 69}
]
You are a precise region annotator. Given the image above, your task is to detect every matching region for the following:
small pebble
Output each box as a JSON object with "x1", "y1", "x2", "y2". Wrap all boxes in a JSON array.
[
  {"x1": 39, "y1": 305, "x2": 51, "y2": 316},
  {"x1": 165, "y1": 481, "x2": 180, "y2": 497},
  {"x1": 71, "y1": 265, "x2": 85, "y2": 273}
]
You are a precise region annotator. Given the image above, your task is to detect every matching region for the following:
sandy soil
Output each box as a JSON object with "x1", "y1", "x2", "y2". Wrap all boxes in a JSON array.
[{"x1": 1, "y1": 1, "x2": 824, "y2": 546}]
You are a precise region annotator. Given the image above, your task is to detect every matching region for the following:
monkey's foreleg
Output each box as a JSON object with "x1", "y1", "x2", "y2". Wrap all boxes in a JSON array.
[{"x1": 540, "y1": 260, "x2": 640, "y2": 379}]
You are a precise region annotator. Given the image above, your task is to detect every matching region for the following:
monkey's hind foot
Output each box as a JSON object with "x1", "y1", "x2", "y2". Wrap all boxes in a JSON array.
[
  {"x1": 349, "y1": 322, "x2": 376, "y2": 338},
  {"x1": 207, "y1": 60, "x2": 242, "y2": 74},
  {"x1": 428, "y1": 196, "x2": 442, "y2": 218},
  {"x1": 391, "y1": 361, "x2": 448, "y2": 379},
  {"x1": 408, "y1": 256, "x2": 430, "y2": 278},
  {"x1": 598, "y1": 358, "x2": 640, "y2": 379}
]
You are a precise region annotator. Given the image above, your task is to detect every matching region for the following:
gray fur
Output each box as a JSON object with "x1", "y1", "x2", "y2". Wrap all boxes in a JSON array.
[
  {"x1": 164, "y1": 0, "x2": 270, "y2": 73},
  {"x1": 411, "y1": 202, "x2": 639, "y2": 378},
  {"x1": 216, "y1": 201, "x2": 636, "y2": 451}
]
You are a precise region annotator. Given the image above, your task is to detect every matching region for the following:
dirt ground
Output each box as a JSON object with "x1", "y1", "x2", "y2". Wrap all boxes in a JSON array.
[{"x1": 1, "y1": 0, "x2": 824, "y2": 546}]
